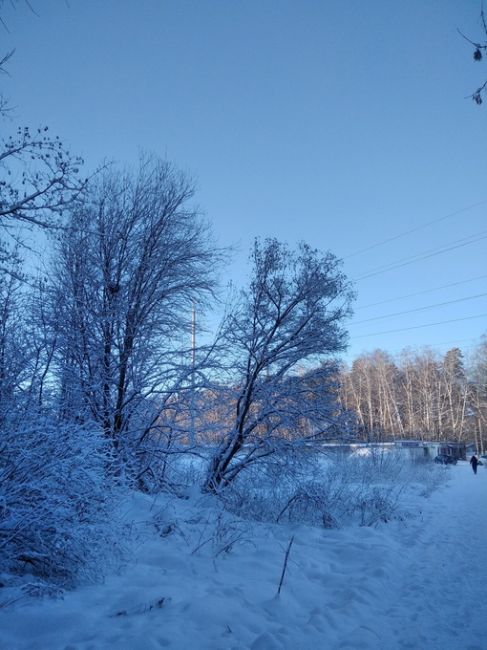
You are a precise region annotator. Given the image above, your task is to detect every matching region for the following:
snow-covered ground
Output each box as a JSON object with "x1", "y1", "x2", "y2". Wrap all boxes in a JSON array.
[{"x1": 1, "y1": 462, "x2": 486, "y2": 650}]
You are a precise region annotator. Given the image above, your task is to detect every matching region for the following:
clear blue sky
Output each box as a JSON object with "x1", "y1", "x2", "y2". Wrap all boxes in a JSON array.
[{"x1": 2, "y1": 0, "x2": 486, "y2": 362}]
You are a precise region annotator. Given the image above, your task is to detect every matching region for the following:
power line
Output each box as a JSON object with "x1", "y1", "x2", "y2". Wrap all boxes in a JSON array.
[
  {"x1": 430, "y1": 337, "x2": 482, "y2": 347},
  {"x1": 351, "y1": 292, "x2": 487, "y2": 325},
  {"x1": 354, "y1": 230, "x2": 487, "y2": 281},
  {"x1": 420, "y1": 339, "x2": 480, "y2": 353},
  {"x1": 384, "y1": 337, "x2": 481, "y2": 355},
  {"x1": 353, "y1": 230, "x2": 487, "y2": 282},
  {"x1": 356, "y1": 274, "x2": 487, "y2": 310},
  {"x1": 348, "y1": 338, "x2": 481, "y2": 358},
  {"x1": 343, "y1": 199, "x2": 487, "y2": 260},
  {"x1": 351, "y1": 313, "x2": 487, "y2": 339}
]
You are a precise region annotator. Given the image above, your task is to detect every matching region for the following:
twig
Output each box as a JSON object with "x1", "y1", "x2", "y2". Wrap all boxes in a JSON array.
[
  {"x1": 277, "y1": 535, "x2": 295, "y2": 597},
  {"x1": 109, "y1": 597, "x2": 167, "y2": 617},
  {"x1": 276, "y1": 495, "x2": 299, "y2": 523}
]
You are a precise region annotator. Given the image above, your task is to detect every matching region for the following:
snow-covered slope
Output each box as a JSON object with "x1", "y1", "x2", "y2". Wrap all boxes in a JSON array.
[{"x1": 1, "y1": 463, "x2": 486, "y2": 650}]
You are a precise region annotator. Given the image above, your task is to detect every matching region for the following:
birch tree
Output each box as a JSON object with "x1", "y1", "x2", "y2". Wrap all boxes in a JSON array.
[
  {"x1": 340, "y1": 344, "x2": 485, "y2": 444},
  {"x1": 469, "y1": 336, "x2": 487, "y2": 453},
  {"x1": 441, "y1": 348, "x2": 468, "y2": 440}
]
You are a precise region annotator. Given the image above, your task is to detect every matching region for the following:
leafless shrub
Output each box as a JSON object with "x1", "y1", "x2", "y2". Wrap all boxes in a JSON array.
[
  {"x1": 0, "y1": 417, "x2": 126, "y2": 587},
  {"x1": 190, "y1": 509, "x2": 252, "y2": 558},
  {"x1": 219, "y1": 447, "x2": 443, "y2": 529}
]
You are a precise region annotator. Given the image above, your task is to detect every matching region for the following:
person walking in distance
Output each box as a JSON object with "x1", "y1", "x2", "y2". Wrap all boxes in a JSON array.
[{"x1": 470, "y1": 454, "x2": 479, "y2": 475}]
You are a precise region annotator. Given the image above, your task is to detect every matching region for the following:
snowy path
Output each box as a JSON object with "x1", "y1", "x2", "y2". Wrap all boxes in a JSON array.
[
  {"x1": 274, "y1": 462, "x2": 487, "y2": 650},
  {"x1": 1, "y1": 463, "x2": 486, "y2": 650},
  {"x1": 380, "y1": 462, "x2": 487, "y2": 650}
]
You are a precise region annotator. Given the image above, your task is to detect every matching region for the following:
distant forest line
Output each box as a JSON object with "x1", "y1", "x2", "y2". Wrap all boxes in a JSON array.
[{"x1": 339, "y1": 342, "x2": 487, "y2": 450}]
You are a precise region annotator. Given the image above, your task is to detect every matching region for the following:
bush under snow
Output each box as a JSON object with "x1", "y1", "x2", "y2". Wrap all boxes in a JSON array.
[
  {"x1": 0, "y1": 417, "x2": 124, "y2": 590},
  {"x1": 217, "y1": 447, "x2": 446, "y2": 529}
]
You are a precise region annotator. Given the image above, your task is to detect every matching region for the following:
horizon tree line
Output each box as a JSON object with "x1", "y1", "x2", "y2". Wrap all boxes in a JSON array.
[{"x1": 339, "y1": 342, "x2": 487, "y2": 452}]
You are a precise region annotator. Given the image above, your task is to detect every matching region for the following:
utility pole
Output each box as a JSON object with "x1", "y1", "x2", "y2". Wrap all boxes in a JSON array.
[
  {"x1": 192, "y1": 303, "x2": 196, "y2": 371},
  {"x1": 189, "y1": 303, "x2": 196, "y2": 446}
]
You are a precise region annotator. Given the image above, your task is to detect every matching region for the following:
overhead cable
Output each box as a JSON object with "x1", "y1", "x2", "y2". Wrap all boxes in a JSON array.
[
  {"x1": 351, "y1": 292, "x2": 487, "y2": 325},
  {"x1": 353, "y1": 230, "x2": 487, "y2": 282},
  {"x1": 343, "y1": 199, "x2": 487, "y2": 260},
  {"x1": 356, "y1": 274, "x2": 487, "y2": 310},
  {"x1": 351, "y1": 313, "x2": 487, "y2": 339}
]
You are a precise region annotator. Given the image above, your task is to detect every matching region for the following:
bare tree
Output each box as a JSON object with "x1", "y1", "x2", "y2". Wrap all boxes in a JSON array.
[
  {"x1": 52, "y1": 156, "x2": 221, "y2": 459},
  {"x1": 340, "y1": 343, "x2": 486, "y2": 445},
  {"x1": 469, "y1": 335, "x2": 487, "y2": 453},
  {"x1": 204, "y1": 238, "x2": 353, "y2": 493},
  {"x1": 441, "y1": 348, "x2": 468, "y2": 440},
  {"x1": 0, "y1": 1, "x2": 86, "y2": 262},
  {"x1": 343, "y1": 356, "x2": 375, "y2": 439},
  {"x1": 340, "y1": 350, "x2": 405, "y2": 441},
  {"x1": 459, "y1": 7, "x2": 487, "y2": 104},
  {"x1": 0, "y1": 0, "x2": 20, "y2": 116},
  {"x1": 0, "y1": 126, "x2": 85, "y2": 231},
  {"x1": 0, "y1": 248, "x2": 25, "y2": 421}
]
